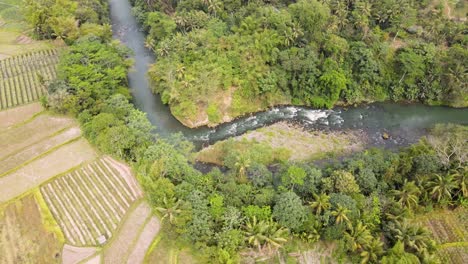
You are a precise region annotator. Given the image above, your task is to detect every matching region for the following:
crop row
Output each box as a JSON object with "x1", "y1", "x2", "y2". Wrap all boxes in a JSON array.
[
  {"x1": 40, "y1": 158, "x2": 139, "y2": 246},
  {"x1": 0, "y1": 49, "x2": 59, "y2": 109}
]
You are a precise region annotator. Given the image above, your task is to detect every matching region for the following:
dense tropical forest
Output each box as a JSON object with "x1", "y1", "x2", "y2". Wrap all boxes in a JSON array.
[
  {"x1": 127, "y1": 0, "x2": 467, "y2": 126},
  {"x1": 19, "y1": 0, "x2": 468, "y2": 263}
]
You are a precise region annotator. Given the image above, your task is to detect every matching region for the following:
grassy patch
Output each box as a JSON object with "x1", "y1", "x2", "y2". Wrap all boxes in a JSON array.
[
  {"x1": 197, "y1": 122, "x2": 364, "y2": 165},
  {"x1": 414, "y1": 207, "x2": 468, "y2": 263},
  {"x1": 145, "y1": 228, "x2": 201, "y2": 264},
  {"x1": 33, "y1": 189, "x2": 66, "y2": 244},
  {"x1": 197, "y1": 137, "x2": 291, "y2": 166},
  {"x1": 0, "y1": 193, "x2": 64, "y2": 264}
]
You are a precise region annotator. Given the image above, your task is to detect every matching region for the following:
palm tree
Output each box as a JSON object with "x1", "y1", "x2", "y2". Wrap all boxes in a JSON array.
[
  {"x1": 426, "y1": 173, "x2": 456, "y2": 203},
  {"x1": 332, "y1": 205, "x2": 351, "y2": 225},
  {"x1": 360, "y1": 238, "x2": 384, "y2": 264},
  {"x1": 344, "y1": 221, "x2": 372, "y2": 252},
  {"x1": 309, "y1": 193, "x2": 330, "y2": 215},
  {"x1": 235, "y1": 155, "x2": 251, "y2": 183},
  {"x1": 384, "y1": 201, "x2": 409, "y2": 223},
  {"x1": 155, "y1": 196, "x2": 182, "y2": 225},
  {"x1": 391, "y1": 180, "x2": 421, "y2": 210},
  {"x1": 389, "y1": 220, "x2": 435, "y2": 255},
  {"x1": 452, "y1": 168, "x2": 468, "y2": 198},
  {"x1": 243, "y1": 217, "x2": 288, "y2": 253}
]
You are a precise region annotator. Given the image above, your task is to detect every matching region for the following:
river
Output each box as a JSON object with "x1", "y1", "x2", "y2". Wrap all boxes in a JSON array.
[{"x1": 109, "y1": 0, "x2": 468, "y2": 148}]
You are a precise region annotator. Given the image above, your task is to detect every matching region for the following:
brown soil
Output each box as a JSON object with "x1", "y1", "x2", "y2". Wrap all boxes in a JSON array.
[
  {"x1": 0, "y1": 103, "x2": 43, "y2": 131},
  {"x1": 0, "y1": 114, "x2": 75, "y2": 160},
  {"x1": 0, "y1": 138, "x2": 97, "y2": 203},
  {"x1": 15, "y1": 35, "x2": 34, "y2": 45},
  {"x1": 0, "y1": 195, "x2": 63, "y2": 264},
  {"x1": 126, "y1": 216, "x2": 161, "y2": 264},
  {"x1": 104, "y1": 156, "x2": 143, "y2": 198},
  {"x1": 0, "y1": 127, "x2": 81, "y2": 175},
  {"x1": 102, "y1": 201, "x2": 157, "y2": 264},
  {"x1": 61, "y1": 244, "x2": 98, "y2": 264}
]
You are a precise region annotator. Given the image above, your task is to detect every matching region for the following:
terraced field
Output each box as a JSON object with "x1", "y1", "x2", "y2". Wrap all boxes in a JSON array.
[
  {"x1": 41, "y1": 157, "x2": 142, "y2": 247},
  {"x1": 0, "y1": 49, "x2": 59, "y2": 109}
]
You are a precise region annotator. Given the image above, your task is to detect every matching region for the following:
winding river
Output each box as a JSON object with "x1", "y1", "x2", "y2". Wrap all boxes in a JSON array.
[{"x1": 109, "y1": 0, "x2": 468, "y2": 148}]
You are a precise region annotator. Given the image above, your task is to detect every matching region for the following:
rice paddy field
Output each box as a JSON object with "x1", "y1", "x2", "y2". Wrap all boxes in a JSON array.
[
  {"x1": 0, "y1": 40, "x2": 160, "y2": 262},
  {"x1": 0, "y1": 49, "x2": 59, "y2": 109},
  {"x1": 40, "y1": 157, "x2": 142, "y2": 246}
]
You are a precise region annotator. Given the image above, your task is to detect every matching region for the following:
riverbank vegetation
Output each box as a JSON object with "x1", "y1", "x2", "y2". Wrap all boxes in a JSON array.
[
  {"x1": 130, "y1": 0, "x2": 467, "y2": 127},
  {"x1": 197, "y1": 122, "x2": 364, "y2": 165}
]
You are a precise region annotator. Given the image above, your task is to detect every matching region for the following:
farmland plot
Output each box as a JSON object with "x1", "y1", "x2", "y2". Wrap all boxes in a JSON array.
[
  {"x1": 0, "y1": 193, "x2": 63, "y2": 264},
  {"x1": 41, "y1": 157, "x2": 143, "y2": 247},
  {"x1": 417, "y1": 207, "x2": 468, "y2": 263},
  {"x1": 0, "y1": 102, "x2": 42, "y2": 131},
  {"x1": 0, "y1": 49, "x2": 59, "y2": 109}
]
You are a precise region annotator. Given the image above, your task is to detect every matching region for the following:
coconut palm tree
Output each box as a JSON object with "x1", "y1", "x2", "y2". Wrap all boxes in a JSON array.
[
  {"x1": 235, "y1": 155, "x2": 251, "y2": 183},
  {"x1": 360, "y1": 238, "x2": 384, "y2": 264},
  {"x1": 384, "y1": 200, "x2": 409, "y2": 223},
  {"x1": 452, "y1": 168, "x2": 468, "y2": 198},
  {"x1": 155, "y1": 196, "x2": 182, "y2": 225},
  {"x1": 426, "y1": 173, "x2": 456, "y2": 203},
  {"x1": 388, "y1": 220, "x2": 435, "y2": 255},
  {"x1": 243, "y1": 217, "x2": 288, "y2": 253},
  {"x1": 309, "y1": 193, "x2": 330, "y2": 215},
  {"x1": 391, "y1": 180, "x2": 421, "y2": 210},
  {"x1": 332, "y1": 205, "x2": 351, "y2": 225},
  {"x1": 344, "y1": 221, "x2": 372, "y2": 252}
]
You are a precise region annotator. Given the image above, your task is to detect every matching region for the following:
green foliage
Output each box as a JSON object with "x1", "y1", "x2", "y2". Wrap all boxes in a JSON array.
[
  {"x1": 323, "y1": 170, "x2": 360, "y2": 195},
  {"x1": 272, "y1": 192, "x2": 307, "y2": 232},
  {"x1": 135, "y1": 0, "x2": 467, "y2": 125},
  {"x1": 242, "y1": 205, "x2": 271, "y2": 222},
  {"x1": 40, "y1": 1, "x2": 468, "y2": 261},
  {"x1": 23, "y1": 0, "x2": 111, "y2": 43}
]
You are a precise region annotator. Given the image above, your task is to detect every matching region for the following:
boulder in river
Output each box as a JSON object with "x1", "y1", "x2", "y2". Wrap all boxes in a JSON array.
[{"x1": 382, "y1": 132, "x2": 390, "y2": 140}]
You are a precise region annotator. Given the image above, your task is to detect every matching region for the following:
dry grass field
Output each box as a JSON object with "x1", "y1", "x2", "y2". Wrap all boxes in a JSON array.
[{"x1": 0, "y1": 192, "x2": 64, "y2": 264}]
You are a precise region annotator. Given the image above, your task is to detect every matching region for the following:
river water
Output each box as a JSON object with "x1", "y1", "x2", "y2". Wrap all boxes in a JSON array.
[{"x1": 109, "y1": 0, "x2": 468, "y2": 148}]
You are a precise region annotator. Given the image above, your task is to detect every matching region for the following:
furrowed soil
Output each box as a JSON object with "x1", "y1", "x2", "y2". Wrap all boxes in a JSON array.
[{"x1": 0, "y1": 194, "x2": 63, "y2": 264}]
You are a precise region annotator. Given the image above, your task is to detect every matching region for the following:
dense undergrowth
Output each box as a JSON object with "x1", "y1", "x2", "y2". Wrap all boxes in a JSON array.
[
  {"x1": 24, "y1": 0, "x2": 468, "y2": 263},
  {"x1": 130, "y1": 0, "x2": 467, "y2": 126}
]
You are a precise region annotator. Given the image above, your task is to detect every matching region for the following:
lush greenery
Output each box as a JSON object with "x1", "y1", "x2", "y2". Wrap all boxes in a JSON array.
[
  {"x1": 130, "y1": 0, "x2": 467, "y2": 126},
  {"x1": 44, "y1": 38, "x2": 468, "y2": 261},
  {"x1": 32, "y1": 0, "x2": 468, "y2": 262},
  {"x1": 22, "y1": 0, "x2": 112, "y2": 44}
]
